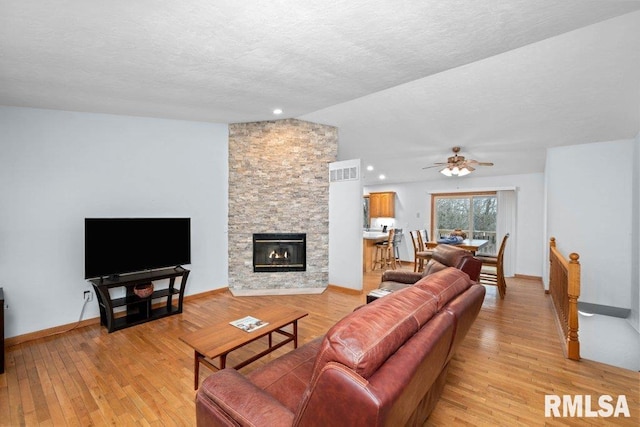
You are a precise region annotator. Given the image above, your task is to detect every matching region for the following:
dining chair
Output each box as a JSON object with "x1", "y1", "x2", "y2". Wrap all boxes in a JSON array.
[
  {"x1": 410, "y1": 230, "x2": 432, "y2": 272},
  {"x1": 372, "y1": 228, "x2": 396, "y2": 271},
  {"x1": 478, "y1": 233, "x2": 509, "y2": 299},
  {"x1": 420, "y1": 229, "x2": 430, "y2": 250}
]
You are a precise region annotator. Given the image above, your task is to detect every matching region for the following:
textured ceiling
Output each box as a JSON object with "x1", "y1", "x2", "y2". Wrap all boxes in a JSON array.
[{"x1": 1, "y1": 0, "x2": 639, "y2": 184}]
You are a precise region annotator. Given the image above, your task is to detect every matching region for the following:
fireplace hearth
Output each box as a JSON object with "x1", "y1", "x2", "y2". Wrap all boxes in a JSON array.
[{"x1": 253, "y1": 233, "x2": 306, "y2": 272}]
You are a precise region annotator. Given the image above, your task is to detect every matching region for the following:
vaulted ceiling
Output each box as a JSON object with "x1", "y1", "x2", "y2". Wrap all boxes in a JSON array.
[{"x1": 2, "y1": 1, "x2": 639, "y2": 184}]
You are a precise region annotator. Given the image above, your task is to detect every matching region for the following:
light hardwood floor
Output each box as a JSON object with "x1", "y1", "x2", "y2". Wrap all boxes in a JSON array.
[{"x1": 1, "y1": 268, "x2": 638, "y2": 426}]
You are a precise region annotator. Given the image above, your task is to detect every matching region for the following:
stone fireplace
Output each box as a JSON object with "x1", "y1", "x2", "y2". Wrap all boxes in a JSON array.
[
  {"x1": 228, "y1": 119, "x2": 338, "y2": 295},
  {"x1": 253, "y1": 233, "x2": 306, "y2": 272}
]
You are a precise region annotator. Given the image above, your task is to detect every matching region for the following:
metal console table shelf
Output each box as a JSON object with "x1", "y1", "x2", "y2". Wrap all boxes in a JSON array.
[{"x1": 89, "y1": 267, "x2": 190, "y2": 333}]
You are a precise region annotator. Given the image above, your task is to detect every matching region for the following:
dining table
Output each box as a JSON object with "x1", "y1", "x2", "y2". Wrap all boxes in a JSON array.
[{"x1": 426, "y1": 239, "x2": 489, "y2": 255}]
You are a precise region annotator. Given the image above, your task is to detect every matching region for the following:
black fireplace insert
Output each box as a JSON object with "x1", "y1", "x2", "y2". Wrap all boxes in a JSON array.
[{"x1": 253, "y1": 233, "x2": 306, "y2": 272}]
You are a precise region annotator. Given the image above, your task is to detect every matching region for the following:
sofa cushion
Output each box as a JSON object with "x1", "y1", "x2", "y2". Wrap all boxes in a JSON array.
[
  {"x1": 197, "y1": 369, "x2": 295, "y2": 427},
  {"x1": 418, "y1": 244, "x2": 482, "y2": 281},
  {"x1": 414, "y1": 268, "x2": 473, "y2": 311},
  {"x1": 431, "y1": 244, "x2": 470, "y2": 267},
  {"x1": 422, "y1": 259, "x2": 448, "y2": 277},
  {"x1": 312, "y1": 285, "x2": 438, "y2": 380},
  {"x1": 246, "y1": 337, "x2": 322, "y2": 413}
]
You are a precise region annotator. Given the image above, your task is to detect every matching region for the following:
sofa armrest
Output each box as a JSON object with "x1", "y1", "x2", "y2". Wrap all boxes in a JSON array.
[
  {"x1": 380, "y1": 270, "x2": 423, "y2": 285},
  {"x1": 196, "y1": 369, "x2": 295, "y2": 427}
]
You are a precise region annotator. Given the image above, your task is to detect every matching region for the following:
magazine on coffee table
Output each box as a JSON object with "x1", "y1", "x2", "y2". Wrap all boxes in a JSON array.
[{"x1": 229, "y1": 316, "x2": 269, "y2": 332}]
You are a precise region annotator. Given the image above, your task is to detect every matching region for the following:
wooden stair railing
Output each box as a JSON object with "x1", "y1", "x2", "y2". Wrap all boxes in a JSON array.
[{"x1": 548, "y1": 237, "x2": 581, "y2": 361}]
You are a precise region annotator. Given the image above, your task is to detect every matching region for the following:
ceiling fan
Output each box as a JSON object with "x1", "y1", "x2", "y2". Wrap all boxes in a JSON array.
[{"x1": 423, "y1": 146, "x2": 494, "y2": 176}]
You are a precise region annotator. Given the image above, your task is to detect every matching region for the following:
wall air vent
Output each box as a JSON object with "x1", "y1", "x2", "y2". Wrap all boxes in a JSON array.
[{"x1": 329, "y1": 166, "x2": 359, "y2": 182}]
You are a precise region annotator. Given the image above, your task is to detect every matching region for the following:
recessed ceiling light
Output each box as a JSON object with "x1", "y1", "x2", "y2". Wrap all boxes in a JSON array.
[
  {"x1": 366, "y1": 165, "x2": 374, "y2": 171},
  {"x1": 273, "y1": 108, "x2": 283, "y2": 115},
  {"x1": 379, "y1": 174, "x2": 386, "y2": 180}
]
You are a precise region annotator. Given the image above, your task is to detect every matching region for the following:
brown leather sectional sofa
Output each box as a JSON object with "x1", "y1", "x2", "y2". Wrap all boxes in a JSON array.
[
  {"x1": 196, "y1": 267, "x2": 485, "y2": 426},
  {"x1": 380, "y1": 243, "x2": 483, "y2": 292}
]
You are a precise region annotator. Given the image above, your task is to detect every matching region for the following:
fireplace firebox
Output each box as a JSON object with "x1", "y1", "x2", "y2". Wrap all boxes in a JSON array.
[{"x1": 253, "y1": 233, "x2": 306, "y2": 272}]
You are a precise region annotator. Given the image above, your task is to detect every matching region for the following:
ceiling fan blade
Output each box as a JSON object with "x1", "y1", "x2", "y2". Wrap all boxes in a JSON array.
[
  {"x1": 466, "y1": 159, "x2": 494, "y2": 166},
  {"x1": 422, "y1": 162, "x2": 450, "y2": 169}
]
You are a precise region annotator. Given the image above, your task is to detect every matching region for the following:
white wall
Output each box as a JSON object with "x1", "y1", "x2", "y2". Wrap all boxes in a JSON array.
[
  {"x1": 545, "y1": 138, "x2": 639, "y2": 371},
  {"x1": 329, "y1": 159, "x2": 363, "y2": 290},
  {"x1": 0, "y1": 106, "x2": 229, "y2": 338},
  {"x1": 365, "y1": 172, "x2": 544, "y2": 277},
  {"x1": 545, "y1": 139, "x2": 634, "y2": 308}
]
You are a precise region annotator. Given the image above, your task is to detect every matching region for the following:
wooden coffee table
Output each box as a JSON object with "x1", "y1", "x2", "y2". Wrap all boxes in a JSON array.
[{"x1": 180, "y1": 305, "x2": 308, "y2": 390}]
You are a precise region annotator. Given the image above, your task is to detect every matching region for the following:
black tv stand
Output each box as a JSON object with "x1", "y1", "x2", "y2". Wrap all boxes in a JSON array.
[{"x1": 89, "y1": 267, "x2": 190, "y2": 333}]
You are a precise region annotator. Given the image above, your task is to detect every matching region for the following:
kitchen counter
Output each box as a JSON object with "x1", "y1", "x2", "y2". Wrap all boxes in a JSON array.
[
  {"x1": 363, "y1": 231, "x2": 389, "y2": 272},
  {"x1": 363, "y1": 231, "x2": 389, "y2": 240}
]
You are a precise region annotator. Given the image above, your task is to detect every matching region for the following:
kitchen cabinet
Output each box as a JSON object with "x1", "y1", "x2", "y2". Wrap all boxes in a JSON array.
[{"x1": 369, "y1": 192, "x2": 395, "y2": 218}]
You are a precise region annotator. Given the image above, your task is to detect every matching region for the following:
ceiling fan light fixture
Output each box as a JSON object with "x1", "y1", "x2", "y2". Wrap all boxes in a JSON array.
[
  {"x1": 440, "y1": 165, "x2": 471, "y2": 177},
  {"x1": 440, "y1": 167, "x2": 453, "y2": 177},
  {"x1": 458, "y1": 167, "x2": 471, "y2": 176}
]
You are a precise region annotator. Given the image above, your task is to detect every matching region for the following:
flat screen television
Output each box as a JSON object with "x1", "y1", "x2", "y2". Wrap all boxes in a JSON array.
[{"x1": 85, "y1": 218, "x2": 191, "y2": 279}]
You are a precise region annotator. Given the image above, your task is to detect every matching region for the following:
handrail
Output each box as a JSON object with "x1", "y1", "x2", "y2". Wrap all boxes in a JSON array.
[{"x1": 548, "y1": 237, "x2": 581, "y2": 360}]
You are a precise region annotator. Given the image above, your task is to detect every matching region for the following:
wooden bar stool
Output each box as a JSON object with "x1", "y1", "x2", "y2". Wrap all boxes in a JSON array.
[
  {"x1": 372, "y1": 229, "x2": 396, "y2": 271},
  {"x1": 392, "y1": 228, "x2": 403, "y2": 266}
]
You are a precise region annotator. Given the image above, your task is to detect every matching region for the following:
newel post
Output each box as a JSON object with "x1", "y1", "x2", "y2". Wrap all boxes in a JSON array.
[
  {"x1": 567, "y1": 252, "x2": 581, "y2": 361},
  {"x1": 546, "y1": 237, "x2": 556, "y2": 295}
]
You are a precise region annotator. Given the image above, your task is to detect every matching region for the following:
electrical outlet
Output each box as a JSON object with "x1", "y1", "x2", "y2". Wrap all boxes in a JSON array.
[{"x1": 83, "y1": 290, "x2": 93, "y2": 302}]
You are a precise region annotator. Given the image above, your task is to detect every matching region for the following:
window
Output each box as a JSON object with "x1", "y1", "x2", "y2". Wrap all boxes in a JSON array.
[{"x1": 431, "y1": 192, "x2": 497, "y2": 255}]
